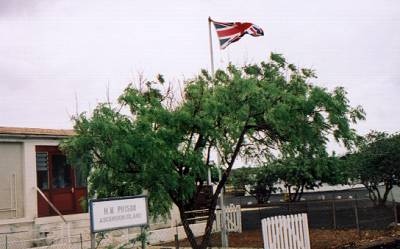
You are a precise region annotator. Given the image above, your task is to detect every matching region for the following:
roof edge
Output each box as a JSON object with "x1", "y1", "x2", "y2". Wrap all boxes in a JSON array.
[{"x1": 0, "y1": 126, "x2": 75, "y2": 138}]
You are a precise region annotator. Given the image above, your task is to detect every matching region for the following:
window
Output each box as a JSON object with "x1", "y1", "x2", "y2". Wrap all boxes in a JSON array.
[
  {"x1": 51, "y1": 155, "x2": 71, "y2": 189},
  {"x1": 75, "y1": 167, "x2": 87, "y2": 188},
  {"x1": 36, "y1": 152, "x2": 49, "y2": 190}
]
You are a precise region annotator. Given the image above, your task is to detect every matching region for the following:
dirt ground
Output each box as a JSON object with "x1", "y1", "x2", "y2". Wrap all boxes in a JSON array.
[{"x1": 161, "y1": 228, "x2": 400, "y2": 249}]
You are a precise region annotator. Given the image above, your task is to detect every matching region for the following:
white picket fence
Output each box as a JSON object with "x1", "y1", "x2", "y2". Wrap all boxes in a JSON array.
[
  {"x1": 261, "y1": 213, "x2": 310, "y2": 249},
  {"x1": 213, "y1": 204, "x2": 242, "y2": 233}
]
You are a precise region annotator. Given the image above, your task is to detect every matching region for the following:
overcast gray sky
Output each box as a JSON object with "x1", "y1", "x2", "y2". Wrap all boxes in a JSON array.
[{"x1": 1, "y1": 0, "x2": 399, "y2": 141}]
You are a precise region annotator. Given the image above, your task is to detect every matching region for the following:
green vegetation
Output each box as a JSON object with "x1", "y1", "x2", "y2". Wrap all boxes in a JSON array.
[
  {"x1": 231, "y1": 155, "x2": 346, "y2": 203},
  {"x1": 231, "y1": 166, "x2": 278, "y2": 203},
  {"x1": 345, "y1": 131, "x2": 400, "y2": 206},
  {"x1": 61, "y1": 53, "x2": 363, "y2": 249},
  {"x1": 274, "y1": 155, "x2": 345, "y2": 202}
]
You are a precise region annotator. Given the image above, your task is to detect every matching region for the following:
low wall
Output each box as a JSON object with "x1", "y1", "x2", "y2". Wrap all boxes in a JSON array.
[
  {"x1": 149, "y1": 222, "x2": 206, "y2": 244},
  {"x1": 0, "y1": 219, "x2": 208, "y2": 249}
]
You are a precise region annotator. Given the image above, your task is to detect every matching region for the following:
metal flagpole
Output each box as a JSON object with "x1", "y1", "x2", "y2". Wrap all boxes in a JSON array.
[
  {"x1": 219, "y1": 168, "x2": 229, "y2": 248},
  {"x1": 208, "y1": 16, "x2": 229, "y2": 248},
  {"x1": 208, "y1": 17, "x2": 215, "y2": 76},
  {"x1": 207, "y1": 17, "x2": 214, "y2": 186}
]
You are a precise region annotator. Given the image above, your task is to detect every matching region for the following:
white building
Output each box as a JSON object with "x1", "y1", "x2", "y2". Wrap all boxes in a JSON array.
[
  {"x1": 0, "y1": 127, "x2": 91, "y2": 232},
  {"x1": 0, "y1": 126, "x2": 191, "y2": 248}
]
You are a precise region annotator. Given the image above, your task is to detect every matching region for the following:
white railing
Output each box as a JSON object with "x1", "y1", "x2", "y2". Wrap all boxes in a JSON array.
[
  {"x1": 261, "y1": 213, "x2": 310, "y2": 249},
  {"x1": 213, "y1": 204, "x2": 242, "y2": 233}
]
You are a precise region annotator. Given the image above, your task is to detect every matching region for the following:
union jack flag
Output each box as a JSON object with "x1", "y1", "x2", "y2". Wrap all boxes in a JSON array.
[{"x1": 212, "y1": 19, "x2": 264, "y2": 49}]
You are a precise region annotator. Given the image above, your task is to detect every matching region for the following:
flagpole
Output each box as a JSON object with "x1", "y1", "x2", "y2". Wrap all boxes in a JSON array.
[
  {"x1": 208, "y1": 17, "x2": 215, "y2": 75},
  {"x1": 208, "y1": 16, "x2": 229, "y2": 249},
  {"x1": 207, "y1": 16, "x2": 214, "y2": 186}
]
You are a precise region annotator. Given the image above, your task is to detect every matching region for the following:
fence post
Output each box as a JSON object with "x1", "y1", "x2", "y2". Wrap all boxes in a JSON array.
[
  {"x1": 5, "y1": 234, "x2": 8, "y2": 249},
  {"x1": 67, "y1": 222, "x2": 71, "y2": 245},
  {"x1": 174, "y1": 234, "x2": 179, "y2": 249},
  {"x1": 90, "y1": 232, "x2": 96, "y2": 249},
  {"x1": 80, "y1": 233, "x2": 83, "y2": 249},
  {"x1": 391, "y1": 191, "x2": 398, "y2": 224},
  {"x1": 237, "y1": 205, "x2": 242, "y2": 233},
  {"x1": 175, "y1": 221, "x2": 179, "y2": 249},
  {"x1": 305, "y1": 200, "x2": 309, "y2": 216},
  {"x1": 354, "y1": 195, "x2": 361, "y2": 239},
  {"x1": 61, "y1": 224, "x2": 64, "y2": 242},
  {"x1": 332, "y1": 198, "x2": 337, "y2": 230},
  {"x1": 141, "y1": 226, "x2": 146, "y2": 249},
  {"x1": 258, "y1": 206, "x2": 262, "y2": 247}
]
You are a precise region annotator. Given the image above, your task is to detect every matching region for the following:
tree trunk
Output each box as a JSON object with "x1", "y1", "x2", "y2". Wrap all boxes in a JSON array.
[
  {"x1": 255, "y1": 193, "x2": 264, "y2": 204},
  {"x1": 199, "y1": 207, "x2": 217, "y2": 249},
  {"x1": 297, "y1": 185, "x2": 305, "y2": 201},
  {"x1": 287, "y1": 185, "x2": 292, "y2": 202},
  {"x1": 374, "y1": 185, "x2": 382, "y2": 202},
  {"x1": 379, "y1": 183, "x2": 393, "y2": 207},
  {"x1": 178, "y1": 205, "x2": 200, "y2": 249},
  {"x1": 290, "y1": 185, "x2": 301, "y2": 202},
  {"x1": 265, "y1": 191, "x2": 272, "y2": 203},
  {"x1": 174, "y1": 168, "x2": 237, "y2": 249},
  {"x1": 255, "y1": 188, "x2": 272, "y2": 204},
  {"x1": 174, "y1": 122, "x2": 249, "y2": 249},
  {"x1": 364, "y1": 183, "x2": 378, "y2": 206}
]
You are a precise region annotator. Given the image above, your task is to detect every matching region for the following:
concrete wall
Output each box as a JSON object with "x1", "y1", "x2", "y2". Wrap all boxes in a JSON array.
[
  {"x1": 0, "y1": 142, "x2": 24, "y2": 219},
  {"x1": 0, "y1": 138, "x2": 60, "y2": 224},
  {"x1": 0, "y1": 137, "x2": 180, "y2": 245},
  {"x1": 22, "y1": 139, "x2": 59, "y2": 221}
]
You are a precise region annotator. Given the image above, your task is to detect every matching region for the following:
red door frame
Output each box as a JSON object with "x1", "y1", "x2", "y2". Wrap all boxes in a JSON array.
[{"x1": 36, "y1": 146, "x2": 87, "y2": 217}]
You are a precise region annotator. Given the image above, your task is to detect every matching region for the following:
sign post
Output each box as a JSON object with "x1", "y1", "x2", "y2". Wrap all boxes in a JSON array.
[{"x1": 89, "y1": 195, "x2": 149, "y2": 249}]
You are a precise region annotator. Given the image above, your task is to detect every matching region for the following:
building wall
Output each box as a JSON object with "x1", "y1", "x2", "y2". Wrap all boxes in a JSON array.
[
  {"x1": 22, "y1": 139, "x2": 60, "y2": 221},
  {"x1": 0, "y1": 137, "x2": 180, "y2": 243},
  {"x1": 0, "y1": 138, "x2": 61, "y2": 223},
  {"x1": 0, "y1": 142, "x2": 24, "y2": 219}
]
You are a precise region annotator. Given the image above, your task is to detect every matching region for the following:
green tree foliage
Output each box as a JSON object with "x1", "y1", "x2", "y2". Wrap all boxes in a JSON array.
[
  {"x1": 231, "y1": 166, "x2": 279, "y2": 203},
  {"x1": 346, "y1": 131, "x2": 400, "y2": 206},
  {"x1": 62, "y1": 53, "x2": 363, "y2": 249},
  {"x1": 274, "y1": 154, "x2": 345, "y2": 202},
  {"x1": 230, "y1": 167, "x2": 256, "y2": 195},
  {"x1": 234, "y1": 154, "x2": 346, "y2": 204},
  {"x1": 252, "y1": 166, "x2": 279, "y2": 203}
]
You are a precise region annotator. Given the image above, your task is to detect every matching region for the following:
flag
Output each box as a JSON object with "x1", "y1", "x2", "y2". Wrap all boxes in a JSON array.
[{"x1": 212, "y1": 20, "x2": 264, "y2": 49}]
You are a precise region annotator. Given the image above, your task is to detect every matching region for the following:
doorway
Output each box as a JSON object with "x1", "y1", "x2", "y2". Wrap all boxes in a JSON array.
[{"x1": 36, "y1": 146, "x2": 87, "y2": 217}]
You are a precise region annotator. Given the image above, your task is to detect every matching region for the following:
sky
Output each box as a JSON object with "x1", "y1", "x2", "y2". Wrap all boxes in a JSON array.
[{"x1": 1, "y1": 0, "x2": 399, "y2": 151}]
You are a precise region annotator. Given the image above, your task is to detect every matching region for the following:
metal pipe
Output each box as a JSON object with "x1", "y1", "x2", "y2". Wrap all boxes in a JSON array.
[
  {"x1": 219, "y1": 168, "x2": 228, "y2": 247},
  {"x1": 208, "y1": 17, "x2": 215, "y2": 76},
  {"x1": 35, "y1": 186, "x2": 67, "y2": 223}
]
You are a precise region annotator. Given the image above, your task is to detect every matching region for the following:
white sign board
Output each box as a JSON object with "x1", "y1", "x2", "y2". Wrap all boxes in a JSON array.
[{"x1": 89, "y1": 195, "x2": 148, "y2": 233}]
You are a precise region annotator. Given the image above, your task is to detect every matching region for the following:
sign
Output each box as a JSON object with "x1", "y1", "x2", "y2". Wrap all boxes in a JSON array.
[{"x1": 89, "y1": 195, "x2": 148, "y2": 233}]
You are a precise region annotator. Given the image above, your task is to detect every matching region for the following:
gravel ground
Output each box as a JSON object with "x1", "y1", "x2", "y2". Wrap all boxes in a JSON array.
[{"x1": 161, "y1": 228, "x2": 400, "y2": 249}]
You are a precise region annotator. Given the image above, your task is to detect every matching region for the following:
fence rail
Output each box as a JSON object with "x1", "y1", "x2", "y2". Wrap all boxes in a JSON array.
[
  {"x1": 213, "y1": 204, "x2": 242, "y2": 233},
  {"x1": 262, "y1": 213, "x2": 310, "y2": 249}
]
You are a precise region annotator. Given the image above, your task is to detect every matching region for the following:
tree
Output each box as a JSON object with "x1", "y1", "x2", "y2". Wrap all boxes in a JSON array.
[
  {"x1": 231, "y1": 166, "x2": 279, "y2": 203},
  {"x1": 232, "y1": 154, "x2": 346, "y2": 204},
  {"x1": 230, "y1": 167, "x2": 256, "y2": 195},
  {"x1": 346, "y1": 131, "x2": 400, "y2": 206},
  {"x1": 61, "y1": 53, "x2": 364, "y2": 249},
  {"x1": 252, "y1": 166, "x2": 280, "y2": 203},
  {"x1": 274, "y1": 153, "x2": 345, "y2": 202}
]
